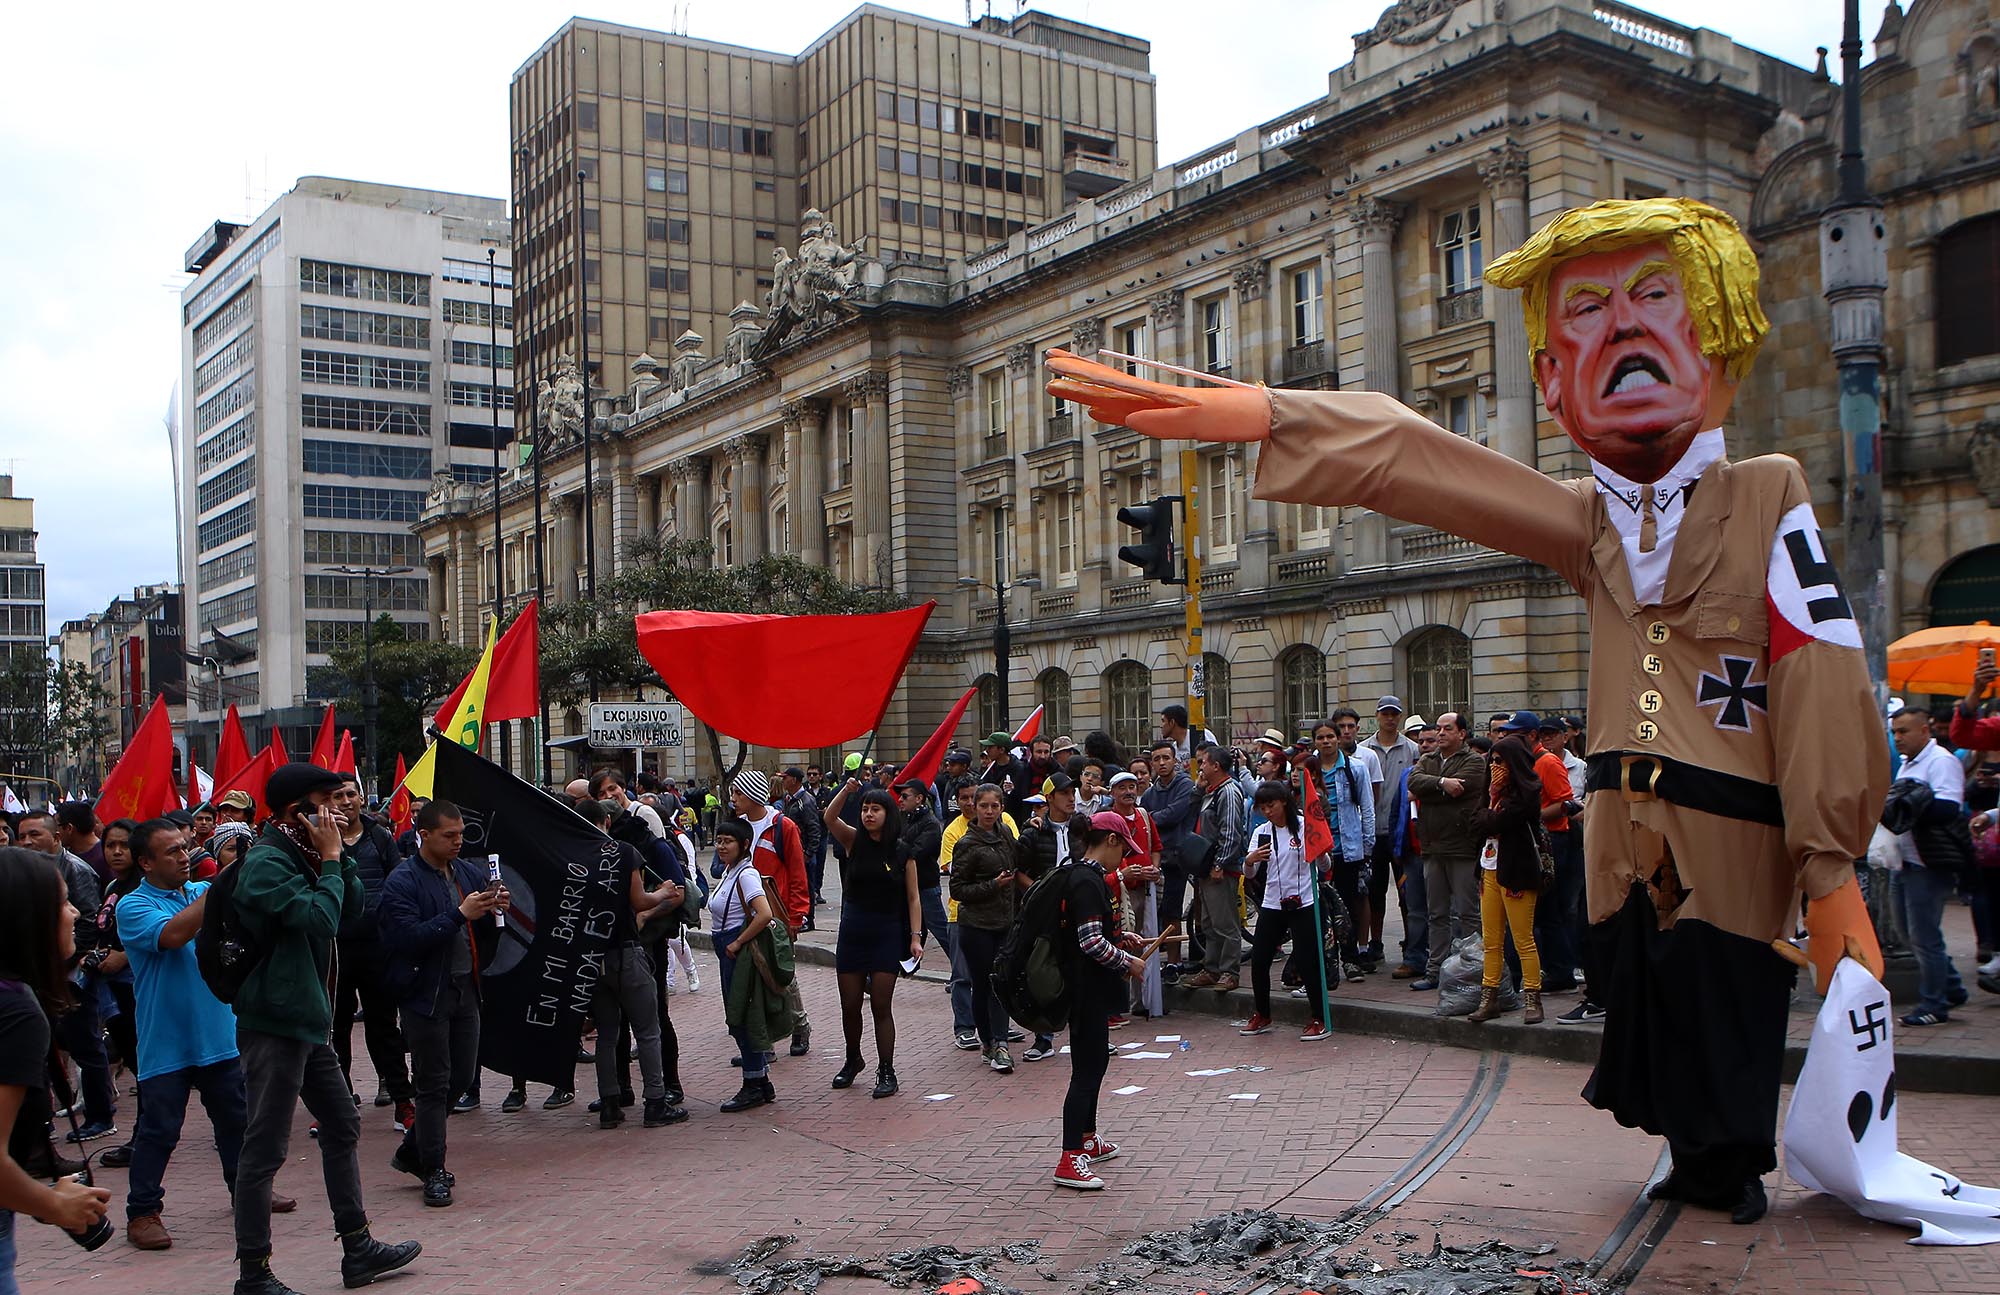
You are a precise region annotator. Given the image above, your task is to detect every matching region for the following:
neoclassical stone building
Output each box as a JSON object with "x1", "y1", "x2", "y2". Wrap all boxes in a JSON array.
[{"x1": 421, "y1": 0, "x2": 1997, "y2": 779}]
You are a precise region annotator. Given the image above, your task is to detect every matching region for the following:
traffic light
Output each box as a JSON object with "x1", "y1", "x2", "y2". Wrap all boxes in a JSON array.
[{"x1": 1117, "y1": 497, "x2": 1179, "y2": 584}]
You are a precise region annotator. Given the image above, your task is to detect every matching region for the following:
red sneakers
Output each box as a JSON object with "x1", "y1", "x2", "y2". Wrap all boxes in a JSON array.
[
  {"x1": 1239, "y1": 1013, "x2": 1274, "y2": 1035},
  {"x1": 1106, "y1": 1014, "x2": 1129, "y2": 1030},
  {"x1": 1081, "y1": 1134, "x2": 1119, "y2": 1161},
  {"x1": 1300, "y1": 1020, "x2": 1331, "y2": 1043},
  {"x1": 1054, "y1": 1150, "x2": 1103, "y2": 1190},
  {"x1": 394, "y1": 1100, "x2": 416, "y2": 1132}
]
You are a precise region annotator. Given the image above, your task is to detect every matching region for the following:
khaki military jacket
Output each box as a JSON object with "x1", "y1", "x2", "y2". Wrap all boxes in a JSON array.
[{"x1": 1254, "y1": 391, "x2": 1888, "y2": 945}]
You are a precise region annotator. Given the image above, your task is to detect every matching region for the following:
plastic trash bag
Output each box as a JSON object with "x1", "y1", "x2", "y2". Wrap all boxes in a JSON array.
[{"x1": 1435, "y1": 932, "x2": 1521, "y2": 1017}]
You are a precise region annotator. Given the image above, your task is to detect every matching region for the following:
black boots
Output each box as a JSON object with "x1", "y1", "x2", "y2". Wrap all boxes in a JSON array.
[
  {"x1": 234, "y1": 1256, "x2": 303, "y2": 1295},
  {"x1": 642, "y1": 1096, "x2": 688, "y2": 1127},
  {"x1": 831, "y1": 1057, "x2": 866, "y2": 1089},
  {"x1": 720, "y1": 1077, "x2": 775, "y2": 1112},
  {"x1": 870, "y1": 1066, "x2": 899, "y2": 1099},
  {"x1": 339, "y1": 1226, "x2": 423, "y2": 1288}
]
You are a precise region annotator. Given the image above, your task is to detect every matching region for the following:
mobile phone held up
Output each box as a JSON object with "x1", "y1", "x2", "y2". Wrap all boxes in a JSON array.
[{"x1": 488, "y1": 857, "x2": 505, "y2": 928}]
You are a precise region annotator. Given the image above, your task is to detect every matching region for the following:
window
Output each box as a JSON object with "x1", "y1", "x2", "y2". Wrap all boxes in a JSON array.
[
  {"x1": 194, "y1": 332, "x2": 255, "y2": 393},
  {"x1": 1277, "y1": 646, "x2": 1327, "y2": 742},
  {"x1": 1446, "y1": 393, "x2": 1475, "y2": 438},
  {"x1": 450, "y1": 340, "x2": 513, "y2": 369},
  {"x1": 300, "y1": 304, "x2": 428, "y2": 350},
  {"x1": 649, "y1": 265, "x2": 668, "y2": 291},
  {"x1": 1037, "y1": 668, "x2": 1072, "y2": 738},
  {"x1": 1200, "y1": 295, "x2": 1230, "y2": 372},
  {"x1": 301, "y1": 440, "x2": 431, "y2": 480},
  {"x1": 1405, "y1": 628, "x2": 1472, "y2": 729},
  {"x1": 1201, "y1": 654, "x2": 1232, "y2": 745},
  {"x1": 195, "y1": 372, "x2": 255, "y2": 434},
  {"x1": 302, "y1": 394, "x2": 429, "y2": 435},
  {"x1": 1204, "y1": 454, "x2": 1240, "y2": 558},
  {"x1": 577, "y1": 157, "x2": 598, "y2": 181},
  {"x1": 199, "y1": 587, "x2": 258, "y2": 628},
  {"x1": 303, "y1": 574, "x2": 425, "y2": 611},
  {"x1": 666, "y1": 170, "x2": 689, "y2": 195},
  {"x1": 1115, "y1": 320, "x2": 1147, "y2": 374},
  {"x1": 1292, "y1": 502, "x2": 1331, "y2": 547},
  {"x1": 688, "y1": 119, "x2": 709, "y2": 148},
  {"x1": 450, "y1": 381, "x2": 513, "y2": 410},
  {"x1": 1290, "y1": 264, "x2": 1323, "y2": 344},
  {"x1": 303, "y1": 531, "x2": 419, "y2": 567},
  {"x1": 299, "y1": 259, "x2": 429, "y2": 306},
  {"x1": 650, "y1": 315, "x2": 674, "y2": 339},
  {"x1": 197, "y1": 456, "x2": 255, "y2": 513},
  {"x1": 302, "y1": 485, "x2": 423, "y2": 522},
  {"x1": 1105, "y1": 661, "x2": 1152, "y2": 756},
  {"x1": 646, "y1": 217, "x2": 667, "y2": 242},
  {"x1": 1039, "y1": 490, "x2": 1079, "y2": 586},
  {"x1": 198, "y1": 501, "x2": 255, "y2": 550},
  {"x1": 442, "y1": 257, "x2": 511, "y2": 288},
  {"x1": 197, "y1": 544, "x2": 257, "y2": 588},
  {"x1": 715, "y1": 519, "x2": 732, "y2": 567},
  {"x1": 577, "y1": 101, "x2": 597, "y2": 130},
  {"x1": 645, "y1": 111, "x2": 665, "y2": 141},
  {"x1": 1437, "y1": 203, "x2": 1484, "y2": 295},
  {"x1": 876, "y1": 89, "x2": 896, "y2": 119},
  {"x1": 646, "y1": 166, "x2": 667, "y2": 193},
  {"x1": 988, "y1": 505, "x2": 1013, "y2": 585},
  {"x1": 669, "y1": 269, "x2": 689, "y2": 292},
  {"x1": 1938, "y1": 214, "x2": 2000, "y2": 366},
  {"x1": 192, "y1": 288, "x2": 254, "y2": 356},
  {"x1": 980, "y1": 369, "x2": 1005, "y2": 452},
  {"x1": 975, "y1": 674, "x2": 1003, "y2": 742},
  {"x1": 583, "y1": 259, "x2": 600, "y2": 284},
  {"x1": 441, "y1": 299, "x2": 512, "y2": 329},
  {"x1": 669, "y1": 219, "x2": 688, "y2": 243}
]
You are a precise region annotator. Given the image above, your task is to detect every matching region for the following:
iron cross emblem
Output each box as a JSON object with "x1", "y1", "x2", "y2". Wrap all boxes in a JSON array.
[{"x1": 1696, "y1": 654, "x2": 1769, "y2": 733}]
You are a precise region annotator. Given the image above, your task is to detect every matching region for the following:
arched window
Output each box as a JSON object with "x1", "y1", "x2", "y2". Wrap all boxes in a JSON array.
[
  {"x1": 1930, "y1": 544, "x2": 2000, "y2": 626},
  {"x1": 1104, "y1": 660, "x2": 1152, "y2": 755},
  {"x1": 1938, "y1": 215, "x2": 2000, "y2": 366},
  {"x1": 974, "y1": 674, "x2": 1003, "y2": 742},
  {"x1": 715, "y1": 519, "x2": 732, "y2": 567},
  {"x1": 1201, "y1": 653, "x2": 1232, "y2": 745},
  {"x1": 1037, "y1": 667, "x2": 1072, "y2": 739},
  {"x1": 1406, "y1": 626, "x2": 1473, "y2": 727},
  {"x1": 1276, "y1": 646, "x2": 1325, "y2": 741}
]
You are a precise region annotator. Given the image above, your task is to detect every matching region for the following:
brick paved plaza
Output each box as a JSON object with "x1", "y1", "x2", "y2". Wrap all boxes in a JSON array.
[{"x1": 16, "y1": 951, "x2": 2000, "y2": 1295}]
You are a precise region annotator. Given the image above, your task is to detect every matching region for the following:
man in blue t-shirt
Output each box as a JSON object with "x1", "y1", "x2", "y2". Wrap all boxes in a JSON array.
[{"x1": 116, "y1": 817, "x2": 292, "y2": 1252}]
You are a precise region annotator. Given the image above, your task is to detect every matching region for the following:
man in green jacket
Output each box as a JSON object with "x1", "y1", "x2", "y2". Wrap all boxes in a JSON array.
[{"x1": 230, "y1": 762, "x2": 421, "y2": 1295}]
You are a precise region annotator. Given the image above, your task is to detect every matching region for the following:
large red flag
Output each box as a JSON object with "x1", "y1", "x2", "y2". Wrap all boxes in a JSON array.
[
  {"x1": 899, "y1": 684, "x2": 979, "y2": 792},
  {"x1": 216, "y1": 704, "x2": 251, "y2": 786},
  {"x1": 213, "y1": 745, "x2": 279, "y2": 822},
  {"x1": 433, "y1": 598, "x2": 541, "y2": 729},
  {"x1": 96, "y1": 697, "x2": 181, "y2": 822},
  {"x1": 634, "y1": 604, "x2": 935, "y2": 749},
  {"x1": 270, "y1": 727, "x2": 290, "y2": 766},
  {"x1": 387, "y1": 754, "x2": 413, "y2": 837},
  {"x1": 333, "y1": 730, "x2": 357, "y2": 776},
  {"x1": 1300, "y1": 757, "x2": 1337, "y2": 865},
  {"x1": 309, "y1": 703, "x2": 338, "y2": 768},
  {"x1": 1011, "y1": 704, "x2": 1045, "y2": 746}
]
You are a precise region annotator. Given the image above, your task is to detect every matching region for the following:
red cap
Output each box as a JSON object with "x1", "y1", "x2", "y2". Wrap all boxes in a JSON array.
[{"x1": 1087, "y1": 810, "x2": 1144, "y2": 856}]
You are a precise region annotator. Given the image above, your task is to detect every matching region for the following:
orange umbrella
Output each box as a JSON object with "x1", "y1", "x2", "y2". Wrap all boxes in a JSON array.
[{"x1": 1887, "y1": 621, "x2": 2000, "y2": 697}]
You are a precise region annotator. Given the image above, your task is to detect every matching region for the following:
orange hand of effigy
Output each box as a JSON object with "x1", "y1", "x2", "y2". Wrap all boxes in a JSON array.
[{"x1": 1044, "y1": 348, "x2": 1271, "y2": 442}]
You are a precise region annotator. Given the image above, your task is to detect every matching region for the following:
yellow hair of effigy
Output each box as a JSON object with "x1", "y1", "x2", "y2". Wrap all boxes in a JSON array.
[{"x1": 1485, "y1": 196, "x2": 1769, "y2": 383}]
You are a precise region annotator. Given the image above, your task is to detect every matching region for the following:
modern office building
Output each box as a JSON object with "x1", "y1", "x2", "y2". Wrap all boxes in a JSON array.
[
  {"x1": 53, "y1": 584, "x2": 185, "y2": 783},
  {"x1": 0, "y1": 476, "x2": 44, "y2": 668},
  {"x1": 177, "y1": 177, "x2": 513, "y2": 768},
  {"x1": 509, "y1": 5, "x2": 1156, "y2": 396}
]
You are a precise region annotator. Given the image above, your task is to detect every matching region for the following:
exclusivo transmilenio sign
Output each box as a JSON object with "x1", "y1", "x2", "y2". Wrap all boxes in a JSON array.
[{"x1": 587, "y1": 702, "x2": 684, "y2": 748}]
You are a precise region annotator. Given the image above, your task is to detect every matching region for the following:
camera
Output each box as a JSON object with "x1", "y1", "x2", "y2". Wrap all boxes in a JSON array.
[
  {"x1": 67, "y1": 1180, "x2": 114, "y2": 1251},
  {"x1": 1280, "y1": 894, "x2": 1302, "y2": 911}
]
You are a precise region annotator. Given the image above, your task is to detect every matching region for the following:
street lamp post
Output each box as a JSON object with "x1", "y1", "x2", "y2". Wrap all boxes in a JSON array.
[
  {"x1": 487, "y1": 245, "x2": 507, "y2": 776},
  {"x1": 327, "y1": 564, "x2": 413, "y2": 791},
  {"x1": 959, "y1": 560, "x2": 1040, "y2": 730}
]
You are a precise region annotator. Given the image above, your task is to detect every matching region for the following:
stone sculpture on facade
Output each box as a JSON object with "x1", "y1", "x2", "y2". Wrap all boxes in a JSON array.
[
  {"x1": 754, "y1": 209, "x2": 868, "y2": 358},
  {"x1": 537, "y1": 357, "x2": 586, "y2": 451}
]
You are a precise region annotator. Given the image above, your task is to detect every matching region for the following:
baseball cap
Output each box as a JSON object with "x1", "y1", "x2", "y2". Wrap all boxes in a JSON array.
[
  {"x1": 1086, "y1": 810, "x2": 1144, "y2": 856},
  {"x1": 1376, "y1": 695, "x2": 1404, "y2": 714},
  {"x1": 217, "y1": 788, "x2": 255, "y2": 812},
  {"x1": 1536, "y1": 716, "x2": 1563, "y2": 733},
  {"x1": 1108, "y1": 770, "x2": 1139, "y2": 788},
  {"x1": 1500, "y1": 709, "x2": 1541, "y2": 733},
  {"x1": 943, "y1": 748, "x2": 971, "y2": 765},
  {"x1": 893, "y1": 779, "x2": 929, "y2": 796},
  {"x1": 1041, "y1": 773, "x2": 1076, "y2": 796},
  {"x1": 266, "y1": 762, "x2": 345, "y2": 812},
  {"x1": 982, "y1": 731, "x2": 1013, "y2": 748}
]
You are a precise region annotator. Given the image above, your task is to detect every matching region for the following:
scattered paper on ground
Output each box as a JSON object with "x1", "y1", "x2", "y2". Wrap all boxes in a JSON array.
[
  {"x1": 1155, "y1": 1035, "x2": 1182, "y2": 1042},
  {"x1": 1187, "y1": 1068, "x2": 1236, "y2": 1077},
  {"x1": 1122, "y1": 1050, "x2": 1174, "y2": 1059},
  {"x1": 1113, "y1": 1085, "x2": 1146, "y2": 1095},
  {"x1": 1227, "y1": 1093, "x2": 1260, "y2": 1101},
  {"x1": 924, "y1": 1094, "x2": 954, "y2": 1101}
]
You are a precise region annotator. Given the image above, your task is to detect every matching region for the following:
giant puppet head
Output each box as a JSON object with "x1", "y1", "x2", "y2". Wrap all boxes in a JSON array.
[{"x1": 1485, "y1": 197, "x2": 1768, "y2": 486}]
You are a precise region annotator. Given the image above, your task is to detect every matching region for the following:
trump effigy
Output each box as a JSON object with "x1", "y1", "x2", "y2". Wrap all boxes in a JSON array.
[{"x1": 1049, "y1": 196, "x2": 1889, "y2": 1226}]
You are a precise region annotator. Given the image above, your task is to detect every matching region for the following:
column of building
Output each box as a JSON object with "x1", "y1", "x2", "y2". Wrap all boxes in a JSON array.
[
  {"x1": 848, "y1": 372, "x2": 889, "y2": 587},
  {"x1": 1233, "y1": 261, "x2": 1276, "y2": 587},
  {"x1": 1348, "y1": 194, "x2": 1405, "y2": 569},
  {"x1": 728, "y1": 432, "x2": 768, "y2": 563},
  {"x1": 1478, "y1": 142, "x2": 1536, "y2": 468},
  {"x1": 1005, "y1": 342, "x2": 1037, "y2": 589}
]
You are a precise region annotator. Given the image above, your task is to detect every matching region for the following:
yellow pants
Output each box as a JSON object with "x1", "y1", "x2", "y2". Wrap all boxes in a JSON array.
[{"x1": 1480, "y1": 869, "x2": 1541, "y2": 992}]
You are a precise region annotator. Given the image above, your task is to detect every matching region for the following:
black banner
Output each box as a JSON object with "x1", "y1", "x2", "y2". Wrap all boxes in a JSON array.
[{"x1": 431, "y1": 739, "x2": 624, "y2": 1088}]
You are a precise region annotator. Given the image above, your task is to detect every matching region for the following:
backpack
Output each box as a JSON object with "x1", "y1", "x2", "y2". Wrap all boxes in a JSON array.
[
  {"x1": 990, "y1": 864, "x2": 1098, "y2": 1035},
  {"x1": 195, "y1": 861, "x2": 268, "y2": 1006}
]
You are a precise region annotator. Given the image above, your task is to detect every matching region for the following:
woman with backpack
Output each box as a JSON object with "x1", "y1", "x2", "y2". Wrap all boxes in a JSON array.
[
  {"x1": 709, "y1": 820, "x2": 783, "y2": 1113},
  {"x1": 949, "y1": 784, "x2": 1022, "y2": 1073},
  {"x1": 1239, "y1": 781, "x2": 1331, "y2": 1042},
  {"x1": 1054, "y1": 813, "x2": 1150, "y2": 1191},
  {"x1": 1467, "y1": 723, "x2": 1547, "y2": 1025},
  {"x1": 821, "y1": 779, "x2": 921, "y2": 1099}
]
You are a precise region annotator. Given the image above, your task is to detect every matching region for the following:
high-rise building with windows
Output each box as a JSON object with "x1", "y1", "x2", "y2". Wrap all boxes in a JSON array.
[
  {"x1": 509, "y1": 5, "x2": 1155, "y2": 396},
  {"x1": 177, "y1": 177, "x2": 513, "y2": 768},
  {"x1": 0, "y1": 476, "x2": 46, "y2": 665}
]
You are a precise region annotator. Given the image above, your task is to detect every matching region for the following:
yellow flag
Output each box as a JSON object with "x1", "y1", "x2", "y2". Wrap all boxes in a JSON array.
[{"x1": 403, "y1": 617, "x2": 498, "y2": 799}]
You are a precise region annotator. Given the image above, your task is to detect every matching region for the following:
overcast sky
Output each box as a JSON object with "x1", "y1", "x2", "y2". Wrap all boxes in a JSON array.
[{"x1": 0, "y1": 0, "x2": 1843, "y2": 633}]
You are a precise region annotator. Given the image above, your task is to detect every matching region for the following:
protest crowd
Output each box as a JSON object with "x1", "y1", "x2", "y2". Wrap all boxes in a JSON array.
[{"x1": 3, "y1": 666, "x2": 1998, "y2": 1293}]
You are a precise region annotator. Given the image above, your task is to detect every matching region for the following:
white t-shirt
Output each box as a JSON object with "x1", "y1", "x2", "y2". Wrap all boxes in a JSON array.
[
  {"x1": 628, "y1": 800, "x2": 667, "y2": 840},
  {"x1": 1349, "y1": 744, "x2": 1383, "y2": 789},
  {"x1": 1896, "y1": 740, "x2": 1966, "y2": 869},
  {"x1": 1250, "y1": 822, "x2": 1313, "y2": 911},
  {"x1": 709, "y1": 860, "x2": 766, "y2": 930}
]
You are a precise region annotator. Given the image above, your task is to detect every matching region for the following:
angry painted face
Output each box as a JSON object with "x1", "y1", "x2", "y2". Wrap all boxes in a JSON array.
[{"x1": 1533, "y1": 240, "x2": 1730, "y2": 484}]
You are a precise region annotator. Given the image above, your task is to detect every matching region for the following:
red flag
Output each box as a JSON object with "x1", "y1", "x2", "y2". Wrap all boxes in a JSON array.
[
  {"x1": 1011, "y1": 704, "x2": 1045, "y2": 746},
  {"x1": 899, "y1": 684, "x2": 979, "y2": 791},
  {"x1": 333, "y1": 730, "x2": 357, "y2": 776},
  {"x1": 387, "y1": 754, "x2": 413, "y2": 837},
  {"x1": 1300, "y1": 757, "x2": 1337, "y2": 865},
  {"x1": 216, "y1": 703, "x2": 251, "y2": 786},
  {"x1": 213, "y1": 745, "x2": 279, "y2": 822},
  {"x1": 433, "y1": 599, "x2": 541, "y2": 729},
  {"x1": 635, "y1": 604, "x2": 935, "y2": 748},
  {"x1": 96, "y1": 696, "x2": 181, "y2": 822},
  {"x1": 309, "y1": 703, "x2": 338, "y2": 768},
  {"x1": 270, "y1": 728, "x2": 291, "y2": 766}
]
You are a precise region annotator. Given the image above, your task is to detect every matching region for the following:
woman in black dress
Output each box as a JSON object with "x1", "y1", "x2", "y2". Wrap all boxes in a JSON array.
[{"x1": 822, "y1": 779, "x2": 922, "y2": 1098}]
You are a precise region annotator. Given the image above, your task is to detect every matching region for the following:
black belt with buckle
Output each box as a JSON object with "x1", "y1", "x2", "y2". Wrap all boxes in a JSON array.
[{"x1": 1585, "y1": 751, "x2": 1786, "y2": 828}]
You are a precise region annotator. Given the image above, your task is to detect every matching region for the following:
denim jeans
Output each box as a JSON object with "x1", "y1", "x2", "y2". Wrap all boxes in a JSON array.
[
  {"x1": 0, "y1": 1209, "x2": 16, "y2": 1295},
  {"x1": 1398, "y1": 852, "x2": 1429, "y2": 974},
  {"x1": 233, "y1": 1030, "x2": 366, "y2": 1260},
  {"x1": 127, "y1": 1057, "x2": 247, "y2": 1219},
  {"x1": 918, "y1": 887, "x2": 972, "y2": 1032},
  {"x1": 1534, "y1": 829, "x2": 1586, "y2": 985},
  {"x1": 398, "y1": 975, "x2": 480, "y2": 1174},
  {"x1": 593, "y1": 946, "x2": 665, "y2": 1102},
  {"x1": 1900, "y1": 864, "x2": 1965, "y2": 1016},
  {"x1": 712, "y1": 925, "x2": 768, "y2": 1079},
  {"x1": 53, "y1": 974, "x2": 116, "y2": 1128}
]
